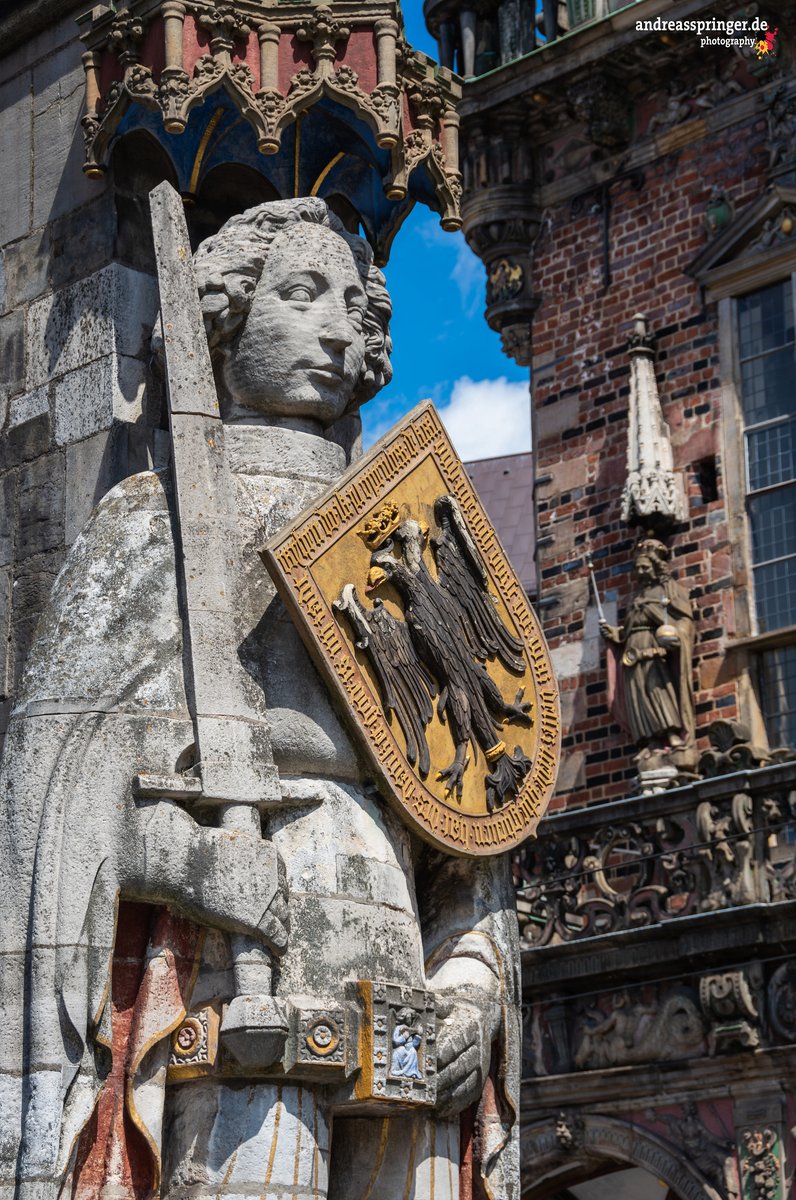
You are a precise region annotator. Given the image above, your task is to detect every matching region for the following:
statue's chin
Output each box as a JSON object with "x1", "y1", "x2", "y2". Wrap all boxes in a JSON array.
[{"x1": 225, "y1": 380, "x2": 356, "y2": 428}]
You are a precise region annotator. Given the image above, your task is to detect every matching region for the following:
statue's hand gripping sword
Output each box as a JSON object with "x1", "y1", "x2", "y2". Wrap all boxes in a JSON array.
[{"x1": 141, "y1": 181, "x2": 287, "y2": 1069}]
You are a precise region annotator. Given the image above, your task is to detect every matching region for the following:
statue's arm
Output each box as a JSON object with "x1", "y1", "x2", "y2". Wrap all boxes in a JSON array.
[
  {"x1": 17, "y1": 470, "x2": 286, "y2": 952},
  {"x1": 418, "y1": 848, "x2": 517, "y2": 1117},
  {"x1": 599, "y1": 619, "x2": 622, "y2": 643}
]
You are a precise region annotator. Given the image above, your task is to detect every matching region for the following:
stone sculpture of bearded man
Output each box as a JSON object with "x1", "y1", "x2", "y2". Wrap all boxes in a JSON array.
[{"x1": 0, "y1": 198, "x2": 521, "y2": 1200}]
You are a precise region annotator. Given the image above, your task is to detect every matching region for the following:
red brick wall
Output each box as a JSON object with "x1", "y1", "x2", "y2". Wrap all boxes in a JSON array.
[{"x1": 530, "y1": 111, "x2": 769, "y2": 810}]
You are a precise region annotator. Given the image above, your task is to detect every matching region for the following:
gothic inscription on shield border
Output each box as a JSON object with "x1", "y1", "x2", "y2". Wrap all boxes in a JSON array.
[{"x1": 261, "y1": 402, "x2": 560, "y2": 857}]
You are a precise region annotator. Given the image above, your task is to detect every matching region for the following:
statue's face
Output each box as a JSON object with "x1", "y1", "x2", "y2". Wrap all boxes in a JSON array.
[
  {"x1": 635, "y1": 554, "x2": 655, "y2": 585},
  {"x1": 224, "y1": 222, "x2": 368, "y2": 425}
]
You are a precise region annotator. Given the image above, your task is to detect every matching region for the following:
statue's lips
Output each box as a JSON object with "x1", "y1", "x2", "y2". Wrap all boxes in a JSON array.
[{"x1": 306, "y1": 363, "x2": 346, "y2": 382}]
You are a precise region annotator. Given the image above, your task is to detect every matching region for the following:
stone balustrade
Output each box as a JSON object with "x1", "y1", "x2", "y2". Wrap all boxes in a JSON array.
[{"x1": 513, "y1": 760, "x2": 796, "y2": 947}]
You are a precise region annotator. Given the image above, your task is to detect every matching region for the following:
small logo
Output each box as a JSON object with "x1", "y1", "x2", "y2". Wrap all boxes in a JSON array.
[{"x1": 755, "y1": 25, "x2": 778, "y2": 58}]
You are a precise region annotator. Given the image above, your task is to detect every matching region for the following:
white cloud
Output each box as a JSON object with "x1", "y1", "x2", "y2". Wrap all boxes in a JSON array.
[{"x1": 437, "y1": 376, "x2": 531, "y2": 461}]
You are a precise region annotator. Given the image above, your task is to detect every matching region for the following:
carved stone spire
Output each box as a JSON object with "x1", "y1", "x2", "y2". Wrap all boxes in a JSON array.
[{"x1": 620, "y1": 313, "x2": 687, "y2": 528}]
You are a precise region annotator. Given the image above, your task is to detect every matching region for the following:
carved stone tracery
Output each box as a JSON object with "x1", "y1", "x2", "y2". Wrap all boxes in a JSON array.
[
  {"x1": 79, "y1": 0, "x2": 463, "y2": 230},
  {"x1": 620, "y1": 314, "x2": 687, "y2": 529}
]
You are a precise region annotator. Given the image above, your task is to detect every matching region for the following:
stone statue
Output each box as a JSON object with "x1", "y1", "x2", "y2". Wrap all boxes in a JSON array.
[
  {"x1": 599, "y1": 538, "x2": 697, "y2": 775},
  {"x1": 0, "y1": 197, "x2": 521, "y2": 1200}
]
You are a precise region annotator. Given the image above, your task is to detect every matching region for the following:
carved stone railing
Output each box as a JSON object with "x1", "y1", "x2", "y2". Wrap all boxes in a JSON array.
[
  {"x1": 514, "y1": 762, "x2": 796, "y2": 1081},
  {"x1": 512, "y1": 761, "x2": 796, "y2": 947}
]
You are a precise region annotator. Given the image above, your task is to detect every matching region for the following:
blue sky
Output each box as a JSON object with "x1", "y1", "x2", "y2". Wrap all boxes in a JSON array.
[{"x1": 360, "y1": 5, "x2": 530, "y2": 460}]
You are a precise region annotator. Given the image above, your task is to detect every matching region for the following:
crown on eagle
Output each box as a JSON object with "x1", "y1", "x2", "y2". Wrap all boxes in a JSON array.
[{"x1": 358, "y1": 502, "x2": 401, "y2": 549}]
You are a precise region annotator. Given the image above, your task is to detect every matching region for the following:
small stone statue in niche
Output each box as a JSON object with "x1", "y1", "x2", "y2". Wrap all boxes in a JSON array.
[
  {"x1": 599, "y1": 538, "x2": 697, "y2": 777},
  {"x1": 390, "y1": 1008, "x2": 423, "y2": 1079}
]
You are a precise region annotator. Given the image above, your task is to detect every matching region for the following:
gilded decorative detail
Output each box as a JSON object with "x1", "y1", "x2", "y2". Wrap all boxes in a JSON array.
[
  {"x1": 168, "y1": 1004, "x2": 220, "y2": 1080},
  {"x1": 261, "y1": 402, "x2": 560, "y2": 857}
]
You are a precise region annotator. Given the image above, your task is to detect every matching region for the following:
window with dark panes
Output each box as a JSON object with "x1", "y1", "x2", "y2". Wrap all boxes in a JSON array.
[{"x1": 737, "y1": 279, "x2": 796, "y2": 747}]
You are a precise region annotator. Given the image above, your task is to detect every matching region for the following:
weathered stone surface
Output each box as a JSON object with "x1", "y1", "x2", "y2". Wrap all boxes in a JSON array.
[
  {"x1": 3, "y1": 229, "x2": 50, "y2": 308},
  {"x1": 64, "y1": 425, "x2": 134, "y2": 546},
  {"x1": 0, "y1": 309, "x2": 25, "y2": 399},
  {"x1": 8, "y1": 386, "x2": 48, "y2": 431},
  {"x1": 53, "y1": 353, "x2": 147, "y2": 445},
  {"x1": 0, "y1": 473, "x2": 14, "y2": 567},
  {"x1": 31, "y1": 48, "x2": 95, "y2": 227},
  {"x1": 0, "y1": 412, "x2": 50, "y2": 472},
  {"x1": 17, "y1": 451, "x2": 64, "y2": 561},
  {"x1": 0, "y1": 73, "x2": 31, "y2": 245},
  {"x1": 0, "y1": 568, "x2": 11, "y2": 698},
  {"x1": 26, "y1": 264, "x2": 157, "y2": 390},
  {"x1": 1, "y1": 195, "x2": 523, "y2": 1200},
  {"x1": 9, "y1": 551, "x2": 63, "y2": 691},
  {"x1": 49, "y1": 195, "x2": 115, "y2": 291}
]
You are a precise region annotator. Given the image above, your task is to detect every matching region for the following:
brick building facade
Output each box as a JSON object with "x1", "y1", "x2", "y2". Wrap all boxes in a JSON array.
[{"x1": 428, "y1": 0, "x2": 796, "y2": 1194}]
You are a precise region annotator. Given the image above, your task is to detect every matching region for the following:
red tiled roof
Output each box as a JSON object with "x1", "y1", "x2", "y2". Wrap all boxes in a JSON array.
[{"x1": 464, "y1": 452, "x2": 536, "y2": 594}]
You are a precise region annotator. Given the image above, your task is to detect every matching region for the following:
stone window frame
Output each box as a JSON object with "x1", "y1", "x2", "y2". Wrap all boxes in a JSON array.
[{"x1": 714, "y1": 255, "x2": 796, "y2": 749}]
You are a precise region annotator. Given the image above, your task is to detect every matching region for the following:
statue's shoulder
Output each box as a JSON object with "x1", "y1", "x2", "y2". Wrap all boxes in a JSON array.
[
  {"x1": 74, "y1": 467, "x2": 175, "y2": 557},
  {"x1": 93, "y1": 466, "x2": 173, "y2": 520}
]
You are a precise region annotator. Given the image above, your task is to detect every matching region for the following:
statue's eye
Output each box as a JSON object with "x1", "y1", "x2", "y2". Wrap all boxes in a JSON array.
[
  {"x1": 286, "y1": 284, "x2": 314, "y2": 303},
  {"x1": 347, "y1": 301, "x2": 366, "y2": 330}
]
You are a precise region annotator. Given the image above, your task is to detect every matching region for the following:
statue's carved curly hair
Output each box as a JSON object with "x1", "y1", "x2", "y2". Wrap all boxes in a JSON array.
[{"x1": 192, "y1": 197, "x2": 392, "y2": 411}]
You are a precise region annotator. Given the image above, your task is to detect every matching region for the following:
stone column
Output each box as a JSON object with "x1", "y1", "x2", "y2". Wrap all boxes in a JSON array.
[
  {"x1": 258, "y1": 20, "x2": 281, "y2": 90},
  {"x1": 374, "y1": 18, "x2": 398, "y2": 87},
  {"x1": 162, "y1": 0, "x2": 186, "y2": 70},
  {"x1": 459, "y1": 10, "x2": 477, "y2": 76}
]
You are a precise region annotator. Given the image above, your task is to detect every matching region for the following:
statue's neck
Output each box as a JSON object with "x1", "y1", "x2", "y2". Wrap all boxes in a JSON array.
[{"x1": 222, "y1": 417, "x2": 348, "y2": 486}]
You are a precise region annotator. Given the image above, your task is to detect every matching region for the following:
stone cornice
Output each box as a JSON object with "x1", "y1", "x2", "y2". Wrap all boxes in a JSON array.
[{"x1": 458, "y1": 0, "x2": 770, "y2": 116}]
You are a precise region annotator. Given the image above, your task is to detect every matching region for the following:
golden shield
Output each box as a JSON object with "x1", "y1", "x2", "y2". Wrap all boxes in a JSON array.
[{"x1": 261, "y1": 403, "x2": 560, "y2": 857}]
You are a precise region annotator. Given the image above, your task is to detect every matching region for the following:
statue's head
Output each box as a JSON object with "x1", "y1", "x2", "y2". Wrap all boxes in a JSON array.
[
  {"x1": 193, "y1": 197, "x2": 392, "y2": 426},
  {"x1": 634, "y1": 537, "x2": 670, "y2": 584}
]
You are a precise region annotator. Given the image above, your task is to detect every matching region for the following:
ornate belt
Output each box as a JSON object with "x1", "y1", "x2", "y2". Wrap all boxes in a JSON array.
[{"x1": 168, "y1": 980, "x2": 438, "y2": 1109}]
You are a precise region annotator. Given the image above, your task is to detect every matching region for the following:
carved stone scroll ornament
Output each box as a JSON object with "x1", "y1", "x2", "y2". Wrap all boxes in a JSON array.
[
  {"x1": 767, "y1": 961, "x2": 796, "y2": 1042},
  {"x1": 699, "y1": 720, "x2": 771, "y2": 776},
  {"x1": 620, "y1": 314, "x2": 687, "y2": 529},
  {"x1": 78, "y1": 1, "x2": 463, "y2": 230},
  {"x1": 699, "y1": 967, "x2": 762, "y2": 1054}
]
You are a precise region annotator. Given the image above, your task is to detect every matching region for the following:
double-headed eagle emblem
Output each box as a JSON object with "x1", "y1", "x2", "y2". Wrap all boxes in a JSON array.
[{"x1": 334, "y1": 495, "x2": 533, "y2": 812}]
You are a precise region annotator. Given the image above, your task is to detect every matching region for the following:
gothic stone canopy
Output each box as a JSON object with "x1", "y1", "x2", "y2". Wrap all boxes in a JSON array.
[{"x1": 77, "y1": 0, "x2": 463, "y2": 261}]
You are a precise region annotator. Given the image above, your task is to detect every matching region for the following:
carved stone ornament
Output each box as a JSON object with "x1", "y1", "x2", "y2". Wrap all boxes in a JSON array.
[
  {"x1": 656, "y1": 1101, "x2": 737, "y2": 1195},
  {"x1": 261, "y1": 402, "x2": 561, "y2": 856},
  {"x1": 168, "y1": 1003, "x2": 221, "y2": 1079},
  {"x1": 699, "y1": 967, "x2": 762, "y2": 1054},
  {"x1": 353, "y1": 981, "x2": 437, "y2": 1106},
  {"x1": 767, "y1": 961, "x2": 796, "y2": 1042},
  {"x1": 554, "y1": 1109, "x2": 584, "y2": 1153},
  {"x1": 567, "y1": 72, "x2": 631, "y2": 149},
  {"x1": 738, "y1": 1127, "x2": 785, "y2": 1200},
  {"x1": 767, "y1": 82, "x2": 796, "y2": 179},
  {"x1": 699, "y1": 720, "x2": 771, "y2": 777},
  {"x1": 78, "y1": 0, "x2": 463, "y2": 230},
  {"x1": 572, "y1": 986, "x2": 706, "y2": 1071},
  {"x1": 620, "y1": 314, "x2": 687, "y2": 529}
]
